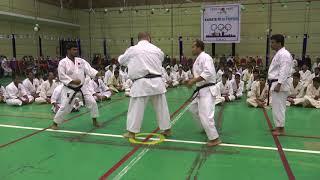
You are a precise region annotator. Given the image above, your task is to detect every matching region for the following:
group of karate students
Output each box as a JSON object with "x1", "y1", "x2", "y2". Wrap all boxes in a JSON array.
[
  {"x1": 1, "y1": 33, "x2": 319, "y2": 147},
  {"x1": 0, "y1": 69, "x2": 114, "y2": 112},
  {"x1": 244, "y1": 65, "x2": 320, "y2": 109},
  {"x1": 102, "y1": 61, "x2": 195, "y2": 94}
]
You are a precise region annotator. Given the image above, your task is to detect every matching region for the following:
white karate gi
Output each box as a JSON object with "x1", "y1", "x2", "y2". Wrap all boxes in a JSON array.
[
  {"x1": 22, "y1": 78, "x2": 40, "y2": 96},
  {"x1": 89, "y1": 79, "x2": 112, "y2": 100},
  {"x1": 304, "y1": 84, "x2": 320, "y2": 108},
  {"x1": 163, "y1": 72, "x2": 179, "y2": 87},
  {"x1": 1, "y1": 58, "x2": 12, "y2": 76},
  {"x1": 246, "y1": 74, "x2": 256, "y2": 91},
  {"x1": 215, "y1": 81, "x2": 235, "y2": 105},
  {"x1": 53, "y1": 56, "x2": 98, "y2": 124},
  {"x1": 247, "y1": 82, "x2": 269, "y2": 107},
  {"x1": 173, "y1": 64, "x2": 179, "y2": 72},
  {"x1": 294, "y1": 83, "x2": 320, "y2": 108},
  {"x1": 247, "y1": 80, "x2": 258, "y2": 98},
  {"x1": 0, "y1": 85, "x2": 8, "y2": 102},
  {"x1": 104, "y1": 70, "x2": 113, "y2": 85},
  {"x1": 35, "y1": 80, "x2": 59, "y2": 103},
  {"x1": 5, "y1": 82, "x2": 34, "y2": 106},
  {"x1": 300, "y1": 70, "x2": 312, "y2": 87},
  {"x1": 120, "y1": 69, "x2": 128, "y2": 84},
  {"x1": 118, "y1": 40, "x2": 171, "y2": 133},
  {"x1": 187, "y1": 70, "x2": 193, "y2": 79},
  {"x1": 286, "y1": 78, "x2": 305, "y2": 106},
  {"x1": 231, "y1": 79, "x2": 244, "y2": 98},
  {"x1": 304, "y1": 73, "x2": 320, "y2": 88},
  {"x1": 108, "y1": 75, "x2": 123, "y2": 93},
  {"x1": 176, "y1": 71, "x2": 189, "y2": 82},
  {"x1": 242, "y1": 69, "x2": 252, "y2": 82},
  {"x1": 123, "y1": 79, "x2": 133, "y2": 97},
  {"x1": 268, "y1": 47, "x2": 293, "y2": 128},
  {"x1": 51, "y1": 84, "x2": 63, "y2": 113},
  {"x1": 189, "y1": 51, "x2": 220, "y2": 140},
  {"x1": 216, "y1": 69, "x2": 224, "y2": 83},
  {"x1": 36, "y1": 78, "x2": 44, "y2": 94}
]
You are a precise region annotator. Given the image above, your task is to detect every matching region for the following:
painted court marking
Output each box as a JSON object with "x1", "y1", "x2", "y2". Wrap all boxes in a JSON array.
[
  {"x1": 262, "y1": 108, "x2": 295, "y2": 180},
  {"x1": 0, "y1": 97, "x2": 126, "y2": 148},
  {"x1": 112, "y1": 102, "x2": 193, "y2": 180},
  {"x1": 99, "y1": 95, "x2": 198, "y2": 180},
  {"x1": 1, "y1": 123, "x2": 319, "y2": 155}
]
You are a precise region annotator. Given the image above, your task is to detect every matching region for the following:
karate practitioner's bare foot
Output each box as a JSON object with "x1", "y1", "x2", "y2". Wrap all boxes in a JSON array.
[
  {"x1": 207, "y1": 138, "x2": 222, "y2": 147},
  {"x1": 51, "y1": 122, "x2": 58, "y2": 130},
  {"x1": 92, "y1": 119, "x2": 100, "y2": 128},
  {"x1": 161, "y1": 129, "x2": 172, "y2": 137},
  {"x1": 272, "y1": 127, "x2": 285, "y2": 135},
  {"x1": 123, "y1": 131, "x2": 135, "y2": 139}
]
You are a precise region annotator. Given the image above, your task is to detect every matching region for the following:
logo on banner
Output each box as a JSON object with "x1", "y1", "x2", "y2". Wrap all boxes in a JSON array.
[
  {"x1": 210, "y1": 24, "x2": 233, "y2": 37},
  {"x1": 201, "y1": 4, "x2": 241, "y2": 43}
]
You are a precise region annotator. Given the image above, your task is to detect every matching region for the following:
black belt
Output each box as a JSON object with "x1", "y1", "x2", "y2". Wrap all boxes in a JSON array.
[
  {"x1": 133, "y1": 74, "x2": 162, "y2": 82},
  {"x1": 267, "y1": 79, "x2": 278, "y2": 105},
  {"x1": 66, "y1": 85, "x2": 85, "y2": 106},
  {"x1": 267, "y1": 77, "x2": 291, "y2": 105},
  {"x1": 268, "y1": 79, "x2": 278, "y2": 84},
  {"x1": 268, "y1": 78, "x2": 291, "y2": 105},
  {"x1": 191, "y1": 83, "x2": 215, "y2": 97}
]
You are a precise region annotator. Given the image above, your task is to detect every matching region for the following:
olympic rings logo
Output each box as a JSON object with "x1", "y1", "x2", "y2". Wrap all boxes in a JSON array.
[{"x1": 211, "y1": 24, "x2": 232, "y2": 33}]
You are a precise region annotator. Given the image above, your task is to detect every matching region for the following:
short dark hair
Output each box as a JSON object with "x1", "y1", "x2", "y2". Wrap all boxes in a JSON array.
[
  {"x1": 193, "y1": 39, "x2": 204, "y2": 51},
  {"x1": 315, "y1": 67, "x2": 320, "y2": 71},
  {"x1": 235, "y1": 73, "x2": 241, "y2": 78},
  {"x1": 293, "y1": 72, "x2": 300, "y2": 78},
  {"x1": 253, "y1": 69, "x2": 259, "y2": 74},
  {"x1": 259, "y1": 73, "x2": 267, "y2": 79},
  {"x1": 271, "y1": 34, "x2": 285, "y2": 46},
  {"x1": 12, "y1": 73, "x2": 21, "y2": 80},
  {"x1": 66, "y1": 42, "x2": 78, "y2": 50},
  {"x1": 313, "y1": 77, "x2": 320, "y2": 83},
  {"x1": 222, "y1": 73, "x2": 228, "y2": 78}
]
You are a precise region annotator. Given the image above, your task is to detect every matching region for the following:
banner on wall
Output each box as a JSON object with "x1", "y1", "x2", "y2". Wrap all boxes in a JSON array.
[{"x1": 201, "y1": 4, "x2": 241, "y2": 43}]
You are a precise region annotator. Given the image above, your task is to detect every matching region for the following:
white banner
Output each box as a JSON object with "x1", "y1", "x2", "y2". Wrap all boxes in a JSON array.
[{"x1": 201, "y1": 4, "x2": 241, "y2": 43}]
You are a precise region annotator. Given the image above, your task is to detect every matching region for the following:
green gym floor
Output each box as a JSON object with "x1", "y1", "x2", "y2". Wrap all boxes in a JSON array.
[{"x1": 0, "y1": 78, "x2": 320, "y2": 180}]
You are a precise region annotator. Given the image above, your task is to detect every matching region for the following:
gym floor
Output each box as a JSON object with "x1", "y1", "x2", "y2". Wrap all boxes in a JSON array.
[{"x1": 0, "y1": 83, "x2": 319, "y2": 180}]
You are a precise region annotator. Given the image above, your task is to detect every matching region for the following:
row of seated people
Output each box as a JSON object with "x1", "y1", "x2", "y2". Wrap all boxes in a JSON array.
[
  {"x1": 245, "y1": 71, "x2": 320, "y2": 109},
  {"x1": 0, "y1": 72, "x2": 114, "y2": 112},
  {"x1": 207, "y1": 63, "x2": 320, "y2": 109},
  {"x1": 103, "y1": 64, "x2": 194, "y2": 92},
  {"x1": 1, "y1": 64, "x2": 319, "y2": 112}
]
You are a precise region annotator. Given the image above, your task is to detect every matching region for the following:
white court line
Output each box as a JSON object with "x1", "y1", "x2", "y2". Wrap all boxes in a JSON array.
[
  {"x1": 0, "y1": 123, "x2": 320, "y2": 155},
  {"x1": 113, "y1": 148, "x2": 149, "y2": 180},
  {"x1": 113, "y1": 102, "x2": 193, "y2": 180}
]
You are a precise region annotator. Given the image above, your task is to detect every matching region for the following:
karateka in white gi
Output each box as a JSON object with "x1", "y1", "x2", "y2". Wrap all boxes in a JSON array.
[
  {"x1": 6, "y1": 74, "x2": 34, "y2": 106},
  {"x1": 118, "y1": 32, "x2": 171, "y2": 138},
  {"x1": 186, "y1": 40, "x2": 221, "y2": 147},
  {"x1": 35, "y1": 72, "x2": 59, "y2": 104},
  {"x1": 51, "y1": 42, "x2": 100, "y2": 130},
  {"x1": 268, "y1": 34, "x2": 293, "y2": 135}
]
